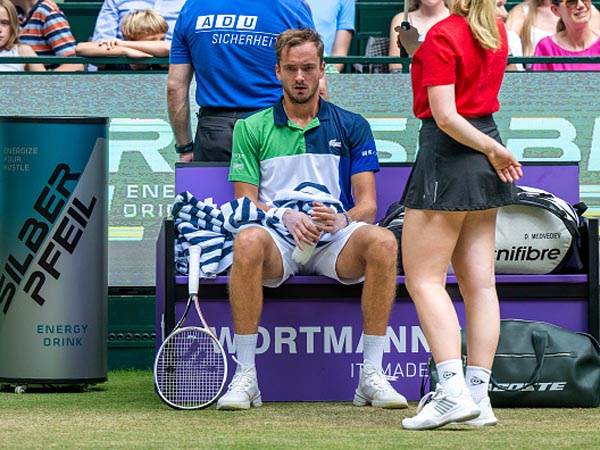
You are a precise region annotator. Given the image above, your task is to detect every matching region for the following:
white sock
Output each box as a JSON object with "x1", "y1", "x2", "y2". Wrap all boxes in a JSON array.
[
  {"x1": 465, "y1": 365, "x2": 491, "y2": 404},
  {"x1": 234, "y1": 333, "x2": 257, "y2": 369},
  {"x1": 436, "y1": 359, "x2": 466, "y2": 396},
  {"x1": 362, "y1": 334, "x2": 386, "y2": 371}
]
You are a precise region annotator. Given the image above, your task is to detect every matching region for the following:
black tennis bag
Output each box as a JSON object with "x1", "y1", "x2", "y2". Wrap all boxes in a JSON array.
[
  {"x1": 426, "y1": 320, "x2": 600, "y2": 407},
  {"x1": 379, "y1": 200, "x2": 405, "y2": 273},
  {"x1": 380, "y1": 186, "x2": 586, "y2": 275}
]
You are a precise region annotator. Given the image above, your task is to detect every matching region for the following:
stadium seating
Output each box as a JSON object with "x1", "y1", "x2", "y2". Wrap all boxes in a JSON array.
[
  {"x1": 155, "y1": 162, "x2": 599, "y2": 401},
  {"x1": 59, "y1": 2, "x2": 102, "y2": 43}
]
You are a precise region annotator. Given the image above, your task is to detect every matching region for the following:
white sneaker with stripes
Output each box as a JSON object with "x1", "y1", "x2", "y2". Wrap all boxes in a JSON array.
[{"x1": 402, "y1": 386, "x2": 480, "y2": 430}]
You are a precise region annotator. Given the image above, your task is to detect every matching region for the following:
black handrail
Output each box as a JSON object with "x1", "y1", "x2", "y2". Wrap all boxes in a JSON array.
[{"x1": 3, "y1": 55, "x2": 600, "y2": 74}]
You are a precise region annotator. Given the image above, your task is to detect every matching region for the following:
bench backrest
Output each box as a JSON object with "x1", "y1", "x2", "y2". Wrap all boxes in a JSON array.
[{"x1": 175, "y1": 162, "x2": 580, "y2": 221}]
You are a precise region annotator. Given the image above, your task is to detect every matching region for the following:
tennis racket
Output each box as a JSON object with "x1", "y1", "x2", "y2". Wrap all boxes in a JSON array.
[{"x1": 154, "y1": 245, "x2": 228, "y2": 409}]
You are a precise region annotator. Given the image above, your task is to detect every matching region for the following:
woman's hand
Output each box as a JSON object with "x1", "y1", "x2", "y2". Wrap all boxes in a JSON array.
[{"x1": 487, "y1": 144, "x2": 523, "y2": 183}]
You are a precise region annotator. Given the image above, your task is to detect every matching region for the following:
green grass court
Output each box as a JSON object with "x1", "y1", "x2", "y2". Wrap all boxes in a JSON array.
[{"x1": 1, "y1": 370, "x2": 600, "y2": 449}]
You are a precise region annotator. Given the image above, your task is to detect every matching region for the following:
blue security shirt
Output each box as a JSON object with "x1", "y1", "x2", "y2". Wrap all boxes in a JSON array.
[{"x1": 170, "y1": 0, "x2": 314, "y2": 109}]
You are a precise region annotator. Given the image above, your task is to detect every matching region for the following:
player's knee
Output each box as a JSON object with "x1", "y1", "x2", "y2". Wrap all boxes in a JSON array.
[
  {"x1": 233, "y1": 228, "x2": 270, "y2": 265},
  {"x1": 365, "y1": 228, "x2": 398, "y2": 265}
]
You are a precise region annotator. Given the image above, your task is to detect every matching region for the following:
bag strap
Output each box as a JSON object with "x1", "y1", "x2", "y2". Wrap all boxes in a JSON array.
[
  {"x1": 516, "y1": 196, "x2": 580, "y2": 238},
  {"x1": 490, "y1": 329, "x2": 548, "y2": 392}
]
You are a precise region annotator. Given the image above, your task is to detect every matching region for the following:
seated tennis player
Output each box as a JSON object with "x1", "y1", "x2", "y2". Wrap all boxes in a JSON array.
[{"x1": 216, "y1": 28, "x2": 407, "y2": 410}]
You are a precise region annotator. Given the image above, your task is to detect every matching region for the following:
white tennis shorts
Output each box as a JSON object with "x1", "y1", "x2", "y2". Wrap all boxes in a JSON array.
[{"x1": 257, "y1": 221, "x2": 367, "y2": 288}]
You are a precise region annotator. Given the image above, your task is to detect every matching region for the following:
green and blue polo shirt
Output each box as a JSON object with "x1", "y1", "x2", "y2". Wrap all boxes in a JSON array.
[{"x1": 228, "y1": 99, "x2": 379, "y2": 211}]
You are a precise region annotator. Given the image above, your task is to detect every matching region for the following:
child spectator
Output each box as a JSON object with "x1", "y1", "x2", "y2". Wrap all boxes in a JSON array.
[
  {"x1": 92, "y1": 0, "x2": 184, "y2": 43},
  {"x1": 10, "y1": 0, "x2": 82, "y2": 71},
  {"x1": 0, "y1": 0, "x2": 44, "y2": 71},
  {"x1": 531, "y1": 0, "x2": 600, "y2": 71},
  {"x1": 76, "y1": 9, "x2": 170, "y2": 70}
]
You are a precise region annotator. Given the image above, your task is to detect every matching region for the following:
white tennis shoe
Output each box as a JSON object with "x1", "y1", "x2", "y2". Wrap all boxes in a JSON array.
[
  {"x1": 462, "y1": 396, "x2": 497, "y2": 426},
  {"x1": 216, "y1": 365, "x2": 262, "y2": 410},
  {"x1": 402, "y1": 386, "x2": 480, "y2": 430},
  {"x1": 353, "y1": 360, "x2": 408, "y2": 409}
]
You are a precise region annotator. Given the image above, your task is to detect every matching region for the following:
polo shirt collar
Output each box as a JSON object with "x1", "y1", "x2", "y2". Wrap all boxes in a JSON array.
[{"x1": 273, "y1": 97, "x2": 332, "y2": 127}]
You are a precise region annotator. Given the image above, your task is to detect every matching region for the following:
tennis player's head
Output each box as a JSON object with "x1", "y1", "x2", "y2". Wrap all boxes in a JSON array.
[
  {"x1": 275, "y1": 28, "x2": 325, "y2": 105},
  {"x1": 453, "y1": 0, "x2": 503, "y2": 50}
]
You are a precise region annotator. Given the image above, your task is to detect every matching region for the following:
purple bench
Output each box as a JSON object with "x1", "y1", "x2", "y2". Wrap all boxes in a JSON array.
[{"x1": 156, "y1": 162, "x2": 599, "y2": 401}]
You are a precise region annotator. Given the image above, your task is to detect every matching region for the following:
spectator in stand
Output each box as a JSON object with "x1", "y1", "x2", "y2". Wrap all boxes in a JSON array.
[
  {"x1": 76, "y1": 9, "x2": 169, "y2": 70},
  {"x1": 10, "y1": 0, "x2": 82, "y2": 71},
  {"x1": 388, "y1": 0, "x2": 449, "y2": 72},
  {"x1": 496, "y1": 0, "x2": 525, "y2": 70},
  {"x1": 167, "y1": 0, "x2": 314, "y2": 163},
  {"x1": 305, "y1": 0, "x2": 355, "y2": 72},
  {"x1": 92, "y1": 0, "x2": 184, "y2": 42},
  {"x1": 0, "y1": 0, "x2": 44, "y2": 71},
  {"x1": 531, "y1": 0, "x2": 600, "y2": 71},
  {"x1": 508, "y1": 0, "x2": 600, "y2": 57}
]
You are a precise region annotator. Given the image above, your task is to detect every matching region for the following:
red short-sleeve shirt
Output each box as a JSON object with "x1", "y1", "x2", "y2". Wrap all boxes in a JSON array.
[{"x1": 411, "y1": 14, "x2": 508, "y2": 119}]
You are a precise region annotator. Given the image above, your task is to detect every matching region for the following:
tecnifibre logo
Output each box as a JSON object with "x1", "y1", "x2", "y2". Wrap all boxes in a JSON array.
[{"x1": 495, "y1": 246, "x2": 561, "y2": 262}]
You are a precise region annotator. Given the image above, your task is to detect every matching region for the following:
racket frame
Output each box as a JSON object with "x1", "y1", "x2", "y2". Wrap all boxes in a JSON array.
[{"x1": 153, "y1": 244, "x2": 228, "y2": 409}]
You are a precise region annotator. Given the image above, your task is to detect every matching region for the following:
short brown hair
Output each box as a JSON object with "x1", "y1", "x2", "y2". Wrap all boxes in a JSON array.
[
  {"x1": 121, "y1": 10, "x2": 168, "y2": 41},
  {"x1": 0, "y1": 0, "x2": 20, "y2": 50},
  {"x1": 275, "y1": 28, "x2": 324, "y2": 64}
]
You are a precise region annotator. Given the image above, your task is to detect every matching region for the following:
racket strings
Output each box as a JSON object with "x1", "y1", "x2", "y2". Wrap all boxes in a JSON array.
[{"x1": 156, "y1": 328, "x2": 226, "y2": 408}]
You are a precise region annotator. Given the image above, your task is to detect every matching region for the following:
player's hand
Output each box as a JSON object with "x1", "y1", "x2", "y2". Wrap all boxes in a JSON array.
[
  {"x1": 487, "y1": 144, "x2": 523, "y2": 183},
  {"x1": 179, "y1": 151, "x2": 193, "y2": 163},
  {"x1": 282, "y1": 210, "x2": 320, "y2": 250},
  {"x1": 310, "y1": 202, "x2": 346, "y2": 234}
]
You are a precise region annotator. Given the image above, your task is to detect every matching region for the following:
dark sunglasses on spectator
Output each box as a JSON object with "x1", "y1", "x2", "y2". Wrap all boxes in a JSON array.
[{"x1": 554, "y1": 0, "x2": 591, "y2": 8}]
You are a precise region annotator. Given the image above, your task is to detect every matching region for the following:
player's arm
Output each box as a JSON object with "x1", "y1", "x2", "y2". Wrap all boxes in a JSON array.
[
  {"x1": 233, "y1": 182, "x2": 271, "y2": 212},
  {"x1": 428, "y1": 84, "x2": 522, "y2": 182},
  {"x1": 167, "y1": 63, "x2": 194, "y2": 162},
  {"x1": 311, "y1": 171, "x2": 376, "y2": 234},
  {"x1": 347, "y1": 171, "x2": 377, "y2": 224}
]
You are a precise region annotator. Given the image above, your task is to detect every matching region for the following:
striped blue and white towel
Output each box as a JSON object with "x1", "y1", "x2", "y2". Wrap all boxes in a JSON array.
[{"x1": 173, "y1": 182, "x2": 345, "y2": 278}]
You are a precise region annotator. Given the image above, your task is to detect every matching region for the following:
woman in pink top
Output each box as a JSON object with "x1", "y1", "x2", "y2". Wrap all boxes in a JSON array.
[{"x1": 531, "y1": 0, "x2": 600, "y2": 70}]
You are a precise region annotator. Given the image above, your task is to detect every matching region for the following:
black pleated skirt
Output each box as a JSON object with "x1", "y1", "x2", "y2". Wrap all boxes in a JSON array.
[{"x1": 401, "y1": 116, "x2": 517, "y2": 211}]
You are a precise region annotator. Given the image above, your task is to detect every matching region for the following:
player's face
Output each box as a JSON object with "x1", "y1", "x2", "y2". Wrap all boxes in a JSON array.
[
  {"x1": 276, "y1": 42, "x2": 325, "y2": 104},
  {"x1": 0, "y1": 7, "x2": 12, "y2": 49}
]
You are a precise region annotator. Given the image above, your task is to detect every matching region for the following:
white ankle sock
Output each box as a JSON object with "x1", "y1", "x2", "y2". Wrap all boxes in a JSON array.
[
  {"x1": 465, "y1": 365, "x2": 491, "y2": 403},
  {"x1": 362, "y1": 334, "x2": 386, "y2": 371},
  {"x1": 436, "y1": 359, "x2": 466, "y2": 396},
  {"x1": 234, "y1": 333, "x2": 258, "y2": 369}
]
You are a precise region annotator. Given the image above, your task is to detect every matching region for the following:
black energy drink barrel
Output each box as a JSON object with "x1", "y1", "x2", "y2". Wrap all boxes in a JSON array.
[{"x1": 0, "y1": 117, "x2": 108, "y2": 385}]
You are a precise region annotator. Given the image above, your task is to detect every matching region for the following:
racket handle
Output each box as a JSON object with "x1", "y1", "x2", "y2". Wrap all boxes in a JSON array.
[{"x1": 188, "y1": 245, "x2": 201, "y2": 295}]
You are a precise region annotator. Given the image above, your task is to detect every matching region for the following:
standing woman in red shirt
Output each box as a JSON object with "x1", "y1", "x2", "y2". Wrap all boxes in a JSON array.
[{"x1": 400, "y1": 0, "x2": 522, "y2": 431}]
